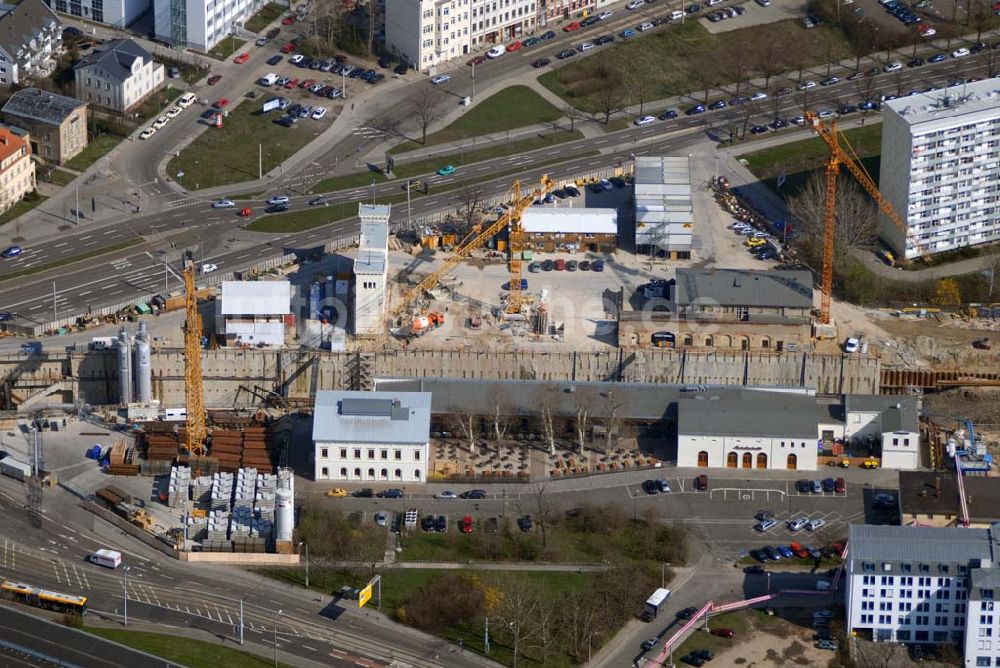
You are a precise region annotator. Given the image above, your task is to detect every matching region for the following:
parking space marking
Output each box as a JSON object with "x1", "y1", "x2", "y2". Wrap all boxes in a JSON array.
[{"x1": 710, "y1": 487, "x2": 787, "y2": 502}]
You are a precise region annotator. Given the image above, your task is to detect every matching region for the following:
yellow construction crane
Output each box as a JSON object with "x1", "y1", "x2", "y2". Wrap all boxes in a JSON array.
[
  {"x1": 387, "y1": 174, "x2": 554, "y2": 327},
  {"x1": 804, "y1": 112, "x2": 916, "y2": 325},
  {"x1": 182, "y1": 262, "x2": 207, "y2": 456}
]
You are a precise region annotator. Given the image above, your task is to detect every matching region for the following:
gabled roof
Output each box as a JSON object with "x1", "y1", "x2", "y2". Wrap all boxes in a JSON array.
[
  {"x1": 74, "y1": 39, "x2": 153, "y2": 82},
  {"x1": 2, "y1": 87, "x2": 85, "y2": 126},
  {"x1": 0, "y1": 0, "x2": 59, "y2": 57},
  {"x1": 848, "y1": 524, "x2": 993, "y2": 565},
  {"x1": 674, "y1": 268, "x2": 813, "y2": 309},
  {"x1": 678, "y1": 390, "x2": 818, "y2": 439}
]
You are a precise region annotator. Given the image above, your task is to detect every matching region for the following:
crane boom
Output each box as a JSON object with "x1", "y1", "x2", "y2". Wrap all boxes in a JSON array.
[
  {"x1": 805, "y1": 112, "x2": 915, "y2": 324},
  {"x1": 387, "y1": 174, "x2": 553, "y2": 324},
  {"x1": 182, "y1": 263, "x2": 207, "y2": 456}
]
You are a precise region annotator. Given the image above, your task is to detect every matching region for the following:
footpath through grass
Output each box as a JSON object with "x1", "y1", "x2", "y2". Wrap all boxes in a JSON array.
[
  {"x1": 540, "y1": 20, "x2": 852, "y2": 113},
  {"x1": 86, "y1": 627, "x2": 294, "y2": 668},
  {"x1": 392, "y1": 86, "x2": 564, "y2": 152},
  {"x1": 245, "y1": 2, "x2": 285, "y2": 33},
  {"x1": 167, "y1": 101, "x2": 328, "y2": 190}
]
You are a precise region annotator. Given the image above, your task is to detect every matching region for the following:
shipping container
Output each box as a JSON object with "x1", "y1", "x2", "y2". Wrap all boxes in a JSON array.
[{"x1": 0, "y1": 455, "x2": 31, "y2": 481}]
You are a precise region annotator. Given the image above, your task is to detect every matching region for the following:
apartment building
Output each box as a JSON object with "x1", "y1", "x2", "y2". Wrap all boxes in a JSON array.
[
  {"x1": 386, "y1": 0, "x2": 536, "y2": 71},
  {"x1": 538, "y1": 0, "x2": 596, "y2": 26},
  {"x1": 43, "y1": 0, "x2": 147, "y2": 28},
  {"x1": 2, "y1": 88, "x2": 88, "y2": 164},
  {"x1": 879, "y1": 81, "x2": 1000, "y2": 260},
  {"x1": 0, "y1": 126, "x2": 35, "y2": 214},
  {"x1": 0, "y1": 0, "x2": 62, "y2": 87},
  {"x1": 153, "y1": 0, "x2": 266, "y2": 53},
  {"x1": 74, "y1": 39, "x2": 165, "y2": 113}
]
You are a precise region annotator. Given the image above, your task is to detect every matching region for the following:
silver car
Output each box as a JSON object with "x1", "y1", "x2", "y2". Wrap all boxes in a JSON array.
[{"x1": 788, "y1": 517, "x2": 809, "y2": 531}]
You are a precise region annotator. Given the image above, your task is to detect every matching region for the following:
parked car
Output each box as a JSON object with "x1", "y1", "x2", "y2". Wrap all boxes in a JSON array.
[
  {"x1": 787, "y1": 517, "x2": 808, "y2": 531},
  {"x1": 755, "y1": 519, "x2": 778, "y2": 532},
  {"x1": 711, "y1": 628, "x2": 735, "y2": 638},
  {"x1": 517, "y1": 515, "x2": 534, "y2": 532},
  {"x1": 461, "y1": 516, "x2": 473, "y2": 533},
  {"x1": 744, "y1": 564, "x2": 765, "y2": 574},
  {"x1": 634, "y1": 115, "x2": 656, "y2": 126},
  {"x1": 435, "y1": 490, "x2": 458, "y2": 499},
  {"x1": 460, "y1": 489, "x2": 487, "y2": 499},
  {"x1": 434, "y1": 515, "x2": 447, "y2": 532},
  {"x1": 807, "y1": 518, "x2": 827, "y2": 531}
]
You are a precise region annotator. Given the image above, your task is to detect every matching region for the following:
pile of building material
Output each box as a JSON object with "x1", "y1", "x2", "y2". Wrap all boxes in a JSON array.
[
  {"x1": 209, "y1": 411, "x2": 257, "y2": 430},
  {"x1": 210, "y1": 472, "x2": 233, "y2": 512},
  {"x1": 210, "y1": 429, "x2": 243, "y2": 472},
  {"x1": 205, "y1": 509, "x2": 230, "y2": 546},
  {"x1": 241, "y1": 426, "x2": 274, "y2": 472},
  {"x1": 191, "y1": 475, "x2": 212, "y2": 504},
  {"x1": 167, "y1": 466, "x2": 190, "y2": 507},
  {"x1": 106, "y1": 441, "x2": 140, "y2": 476},
  {"x1": 255, "y1": 472, "x2": 276, "y2": 526},
  {"x1": 140, "y1": 431, "x2": 180, "y2": 464}
]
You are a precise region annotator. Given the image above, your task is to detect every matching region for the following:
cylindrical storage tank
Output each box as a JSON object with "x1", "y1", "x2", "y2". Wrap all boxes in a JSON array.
[
  {"x1": 275, "y1": 488, "x2": 293, "y2": 542},
  {"x1": 116, "y1": 329, "x2": 132, "y2": 404},
  {"x1": 134, "y1": 321, "x2": 152, "y2": 404}
]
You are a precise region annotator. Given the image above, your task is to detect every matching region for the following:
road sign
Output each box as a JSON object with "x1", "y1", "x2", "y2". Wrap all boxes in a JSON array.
[{"x1": 358, "y1": 582, "x2": 373, "y2": 608}]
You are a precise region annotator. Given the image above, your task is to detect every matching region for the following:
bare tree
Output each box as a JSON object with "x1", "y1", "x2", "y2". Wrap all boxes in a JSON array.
[
  {"x1": 450, "y1": 405, "x2": 479, "y2": 456},
  {"x1": 488, "y1": 386, "x2": 512, "y2": 444},
  {"x1": 752, "y1": 41, "x2": 785, "y2": 90},
  {"x1": 724, "y1": 43, "x2": 752, "y2": 97},
  {"x1": 738, "y1": 100, "x2": 758, "y2": 141},
  {"x1": 695, "y1": 68, "x2": 719, "y2": 105},
  {"x1": 563, "y1": 590, "x2": 599, "y2": 661},
  {"x1": 853, "y1": 638, "x2": 907, "y2": 668},
  {"x1": 602, "y1": 389, "x2": 623, "y2": 449},
  {"x1": 970, "y1": 0, "x2": 992, "y2": 41},
  {"x1": 537, "y1": 384, "x2": 560, "y2": 456},
  {"x1": 981, "y1": 48, "x2": 1000, "y2": 78},
  {"x1": 572, "y1": 388, "x2": 594, "y2": 454},
  {"x1": 453, "y1": 184, "x2": 485, "y2": 234},
  {"x1": 413, "y1": 87, "x2": 441, "y2": 145},
  {"x1": 595, "y1": 73, "x2": 625, "y2": 125},
  {"x1": 787, "y1": 172, "x2": 878, "y2": 256},
  {"x1": 530, "y1": 598, "x2": 560, "y2": 664},
  {"x1": 521, "y1": 484, "x2": 555, "y2": 547},
  {"x1": 566, "y1": 104, "x2": 581, "y2": 133},
  {"x1": 890, "y1": 70, "x2": 906, "y2": 97},
  {"x1": 854, "y1": 71, "x2": 878, "y2": 106},
  {"x1": 625, "y1": 61, "x2": 654, "y2": 116},
  {"x1": 497, "y1": 576, "x2": 541, "y2": 665},
  {"x1": 982, "y1": 244, "x2": 1000, "y2": 298}
]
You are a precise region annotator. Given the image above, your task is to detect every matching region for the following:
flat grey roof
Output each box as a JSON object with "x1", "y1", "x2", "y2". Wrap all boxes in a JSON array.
[
  {"x1": 848, "y1": 524, "x2": 992, "y2": 566},
  {"x1": 678, "y1": 391, "x2": 818, "y2": 438},
  {"x1": 2, "y1": 87, "x2": 85, "y2": 126},
  {"x1": 884, "y1": 79, "x2": 1000, "y2": 130},
  {"x1": 674, "y1": 268, "x2": 813, "y2": 309},
  {"x1": 899, "y1": 471, "x2": 1000, "y2": 523},
  {"x1": 970, "y1": 568, "x2": 1000, "y2": 597},
  {"x1": 312, "y1": 390, "x2": 431, "y2": 445}
]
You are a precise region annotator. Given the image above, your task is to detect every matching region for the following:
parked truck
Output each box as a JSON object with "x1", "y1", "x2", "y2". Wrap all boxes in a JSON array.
[
  {"x1": 644, "y1": 588, "x2": 672, "y2": 619},
  {"x1": 0, "y1": 454, "x2": 31, "y2": 481}
]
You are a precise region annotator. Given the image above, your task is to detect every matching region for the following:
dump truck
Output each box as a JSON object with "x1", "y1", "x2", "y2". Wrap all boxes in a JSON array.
[{"x1": 411, "y1": 312, "x2": 445, "y2": 337}]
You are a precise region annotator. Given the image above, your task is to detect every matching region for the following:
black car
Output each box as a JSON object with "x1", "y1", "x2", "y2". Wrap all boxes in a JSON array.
[
  {"x1": 749, "y1": 125, "x2": 767, "y2": 134},
  {"x1": 750, "y1": 548, "x2": 768, "y2": 562},
  {"x1": 744, "y1": 564, "x2": 765, "y2": 574},
  {"x1": 531, "y1": 58, "x2": 551, "y2": 68},
  {"x1": 267, "y1": 54, "x2": 283, "y2": 65},
  {"x1": 381, "y1": 488, "x2": 404, "y2": 498},
  {"x1": 676, "y1": 606, "x2": 698, "y2": 620},
  {"x1": 542, "y1": 259, "x2": 554, "y2": 271},
  {"x1": 540, "y1": 30, "x2": 557, "y2": 40},
  {"x1": 685, "y1": 3, "x2": 702, "y2": 12},
  {"x1": 308, "y1": 196, "x2": 328, "y2": 206},
  {"x1": 907, "y1": 57, "x2": 924, "y2": 67},
  {"x1": 421, "y1": 515, "x2": 436, "y2": 531},
  {"x1": 680, "y1": 655, "x2": 705, "y2": 667},
  {"x1": 460, "y1": 489, "x2": 487, "y2": 499},
  {"x1": 564, "y1": 185, "x2": 581, "y2": 197},
  {"x1": 378, "y1": 55, "x2": 392, "y2": 67},
  {"x1": 769, "y1": 118, "x2": 788, "y2": 130},
  {"x1": 685, "y1": 104, "x2": 706, "y2": 115},
  {"x1": 276, "y1": 115, "x2": 296, "y2": 127},
  {"x1": 517, "y1": 515, "x2": 534, "y2": 532},
  {"x1": 581, "y1": 15, "x2": 600, "y2": 25},
  {"x1": 708, "y1": 100, "x2": 726, "y2": 110},
  {"x1": 971, "y1": 42, "x2": 988, "y2": 54},
  {"x1": 556, "y1": 49, "x2": 576, "y2": 59},
  {"x1": 435, "y1": 515, "x2": 447, "y2": 532},
  {"x1": 266, "y1": 27, "x2": 280, "y2": 39},
  {"x1": 692, "y1": 649, "x2": 715, "y2": 661},
  {"x1": 579, "y1": 260, "x2": 591, "y2": 271},
  {"x1": 594, "y1": 34, "x2": 615, "y2": 45},
  {"x1": 265, "y1": 203, "x2": 289, "y2": 213},
  {"x1": 394, "y1": 62, "x2": 410, "y2": 75},
  {"x1": 642, "y1": 479, "x2": 660, "y2": 495},
  {"x1": 838, "y1": 104, "x2": 856, "y2": 114},
  {"x1": 353, "y1": 488, "x2": 374, "y2": 498},
  {"x1": 796, "y1": 479, "x2": 811, "y2": 493},
  {"x1": 658, "y1": 109, "x2": 678, "y2": 120},
  {"x1": 553, "y1": 188, "x2": 568, "y2": 199}
]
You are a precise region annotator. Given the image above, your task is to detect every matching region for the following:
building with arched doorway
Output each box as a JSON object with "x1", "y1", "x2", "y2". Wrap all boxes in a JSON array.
[{"x1": 677, "y1": 390, "x2": 820, "y2": 470}]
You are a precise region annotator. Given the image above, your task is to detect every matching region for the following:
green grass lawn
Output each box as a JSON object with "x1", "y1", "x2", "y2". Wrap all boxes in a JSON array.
[
  {"x1": 207, "y1": 36, "x2": 247, "y2": 61},
  {"x1": 742, "y1": 123, "x2": 883, "y2": 182},
  {"x1": 40, "y1": 168, "x2": 77, "y2": 187},
  {"x1": 247, "y1": 203, "x2": 351, "y2": 233},
  {"x1": 392, "y1": 86, "x2": 564, "y2": 151},
  {"x1": 0, "y1": 195, "x2": 45, "y2": 227},
  {"x1": 64, "y1": 133, "x2": 123, "y2": 172},
  {"x1": 393, "y1": 130, "x2": 583, "y2": 179},
  {"x1": 539, "y1": 21, "x2": 852, "y2": 113},
  {"x1": 158, "y1": 56, "x2": 210, "y2": 85},
  {"x1": 86, "y1": 628, "x2": 294, "y2": 668},
  {"x1": 245, "y1": 2, "x2": 285, "y2": 33},
  {"x1": 133, "y1": 86, "x2": 183, "y2": 126},
  {"x1": 309, "y1": 170, "x2": 389, "y2": 194},
  {"x1": 167, "y1": 101, "x2": 330, "y2": 190}
]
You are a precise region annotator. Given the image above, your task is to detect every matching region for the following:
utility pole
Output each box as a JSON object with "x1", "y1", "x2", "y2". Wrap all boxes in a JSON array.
[
  {"x1": 484, "y1": 617, "x2": 490, "y2": 654},
  {"x1": 259, "y1": 144, "x2": 262, "y2": 180},
  {"x1": 51, "y1": 282, "x2": 57, "y2": 323},
  {"x1": 406, "y1": 182, "x2": 411, "y2": 229},
  {"x1": 75, "y1": 179, "x2": 79, "y2": 224},
  {"x1": 239, "y1": 599, "x2": 244, "y2": 645},
  {"x1": 273, "y1": 609, "x2": 282, "y2": 667},
  {"x1": 123, "y1": 565, "x2": 130, "y2": 626}
]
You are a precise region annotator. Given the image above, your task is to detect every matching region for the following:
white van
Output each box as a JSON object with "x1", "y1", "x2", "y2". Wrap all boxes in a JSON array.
[
  {"x1": 487, "y1": 44, "x2": 506, "y2": 58},
  {"x1": 178, "y1": 92, "x2": 196, "y2": 108},
  {"x1": 638, "y1": 21, "x2": 655, "y2": 31},
  {"x1": 258, "y1": 73, "x2": 279, "y2": 86},
  {"x1": 668, "y1": 9, "x2": 684, "y2": 20},
  {"x1": 89, "y1": 549, "x2": 122, "y2": 569}
]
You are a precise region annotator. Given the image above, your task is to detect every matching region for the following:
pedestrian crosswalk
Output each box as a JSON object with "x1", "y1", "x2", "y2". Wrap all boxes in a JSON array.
[{"x1": 352, "y1": 126, "x2": 385, "y2": 139}]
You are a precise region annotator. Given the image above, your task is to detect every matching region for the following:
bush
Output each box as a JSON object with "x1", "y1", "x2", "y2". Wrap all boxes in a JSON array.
[{"x1": 397, "y1": 573, "x2": 486, "y2": 632}]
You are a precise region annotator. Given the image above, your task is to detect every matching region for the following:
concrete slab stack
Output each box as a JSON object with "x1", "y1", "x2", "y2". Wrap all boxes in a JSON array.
[
  {"x1": 210, "y1": 471, "x2": 233, "y2": 512},
  {"x1": 191, "y1": 475, "x2": 212, "y2": 503},
  {"x1": 234, "y1": 468, "x2": 256, "y2": 510},
  {"x1": 206, "y1": 509, "x2": 230, "y2": 544},
  {"x1": 167, "y1": 466, "x2": 190, "y2": 507}
]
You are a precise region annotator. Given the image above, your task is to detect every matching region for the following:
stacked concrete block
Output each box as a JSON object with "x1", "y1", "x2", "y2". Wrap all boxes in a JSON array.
[
  {"x1": 167, "y1": 466, "x2": 190, "y2": 508},
  {"x1": 234, "y1": 468, "x2": 257, "y2": 511},
  {"x1": 210, "y1": 472, "x2": 234, "y2": 511},
  {"x1": 191, "y1": 475, "x2": 212, "y2": 504},
  {"x1": 206, "y1": 509, "x2": 230, "y2": 543}
]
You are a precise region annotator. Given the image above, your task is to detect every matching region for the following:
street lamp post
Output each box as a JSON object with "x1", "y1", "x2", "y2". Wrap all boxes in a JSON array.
[
  {"x1": 299, "y1": 541, "x2": 309, "y2": 588},
  {"x1": 123, "y1": 565, "x2": 131, "y2": 626},
  {"x1": 274, "y1": 609, "x2": 283, "y2": 667}
]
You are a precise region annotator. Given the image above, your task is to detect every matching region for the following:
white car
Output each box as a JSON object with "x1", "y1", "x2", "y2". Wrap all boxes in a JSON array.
[
  {"x1": 289, "y1": 54, "x2": 305, "y2": 64},
  {"x1": 431, "y1": 75, "x2": 451, "y2": 84},
  {"x1": 165, "y1": 107, "x2": 182, "y2": 119},
  {"x1": 178, "y1": 92, "x2": 196, "y2": 108},
  {"x1": 883, "y1": 61, "x2": 903, "y2": 72},
  {"x1": 139, "y1": 128, "x2": 156, "y2": 140},
  {"x1": 626, "y1": 0, "x2": 645, "y2": 9},
  {"x1": 952, "y1": 47, "x2": 970, "y2": 58},
  {"x1": 374, "y1": 512, "x2": 387, "y2": 526},
  {"x1": 311, "y1": 106, "x2": 327, "y2": 120},
  {"x1": 788, "y1": 517, "x2": 809, "y2": 531},
  {"x1": 200, "y1": 263, "x2": 218, "y2": 273},
  {"x1": 844, "y1": 336, "x2": 860, "y2": 353},
  {"x1": 750, "y1": 91, "x2": 768, "y2": 101},
  {"x1": 807, "y1": 518, "x2": 827, "y2": 531},
  {"x1": 598, "y1": 10, "x2": 613, "y2": 19},
  {"x1": 817, "y1": 110, "x2": 835, "y2": 119},
  {"x1": 266, "y1": 195, "x2": 290, "y2": 206},
  {"x1": 487, "y1": 44, "x2": 506, "y2": 58},
  {"x1": 634, "y1": 115, "x2": 656, "y2": 126},
  {"x1": 152, "y1": 116, "x2": 168, "y2": 130},
  {"x1": 212, "y1": 199, "x2": 236, "y2": 209},
  {"x1": 791, "y1": 115, "x2": 807, "y2": 125},
  {"x1": 797, "y1": 80, "x2": 816, "y2": 90},
  {"x1": 435, "y1": 490, "x2": 458, "y2": 499},
  {"x1": 638, "y1": 21, "x2": 654, "y2": 31},
  {"x1": 578, "y1": 41, "x2": 594, "y2": 51},
  {"x1": 755, "y1": 519, "x2": 778, "y2": 532}
]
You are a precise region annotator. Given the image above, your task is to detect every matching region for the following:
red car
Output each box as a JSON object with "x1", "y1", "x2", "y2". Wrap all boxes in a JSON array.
[
  {"x1": 835, "y1": 477, "x2": 846, "y2": 494},
  {"x1": 233, "y1": 52, "x2": 249, "y2": 64},
  {"x1": 461, "y1": 516, "x2": 473, "y2": 534},
  {"x1": 281, "y1": 15, "x2": 295, "y2": 25},
  {"x1": 467, "y1": 55, "x2": 486, "y2": 66},
  {"x1": 563, "y1": 21, "x2": 581, "y2": 31},
  {"x1": 207, "y1": 74, "x2": 222, "y2": 85},
  {"x1": 285, "y1": 77, "x2": 298, "y2": 89},
  {"x1": 299, "y1": 78, "x2": 315, "y2": 88},
  {"x1": 212, "y1": 98, "x2": 229, "y2": 109},
  {"x1": 280, "y1": 42, "x2": 295, "y2": 54},
  {"x1": 238, "y1": 207, "x2": 252, "y2": 217},
  {"x1": 711, "y1": 628, "x2": 735, "y2": 639},
  {"x1": 507, "y1": 40, "x2": 523, "y2": 51}
]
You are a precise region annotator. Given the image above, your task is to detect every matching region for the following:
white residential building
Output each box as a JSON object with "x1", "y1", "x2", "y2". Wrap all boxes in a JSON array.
[
  {"x1": 879, "y1": 80, "x2": 1000, "y2": 260},
  {"x1": 386, "y1": 0, "x2": 536, "y2": 71},
  {"x1": 677, "y1": 390, "x2": 820, "y2": 471},
  {"x1": 311, "y1": 390, "x2": 431, "y2": 482},
  {"x1": 634, "y1": 156, "x2": 693, "y2": 259},
  {"x1": 153, "y1": 0, "x2": 265, "y2": 53},
  {"x1": 353, "y1": 204, "x2": 389, "y2": 336},
  {"x1": 844, "y1": 395, "x2": 920, "y2": 470},
  {"x1": 74, "y1": 39, "x2": 165, "y2": 113},
  {"x1": 216, "y1": 280, "x2": 290, "y2": 346},
  {"x1": 844, "y1": 524, "x2": 1000, "y2": 654},
  {"x1": 0, "y1": 0, "x2": 62, "y2": 87},
  {"x1": 43, "y1": 0, "x2": 147, "y2": 29}
]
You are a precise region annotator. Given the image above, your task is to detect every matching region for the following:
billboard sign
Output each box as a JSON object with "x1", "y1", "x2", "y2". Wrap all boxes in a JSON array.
[{"x1": 358, "y1": 582, "x2": 373, "y2": 608}]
